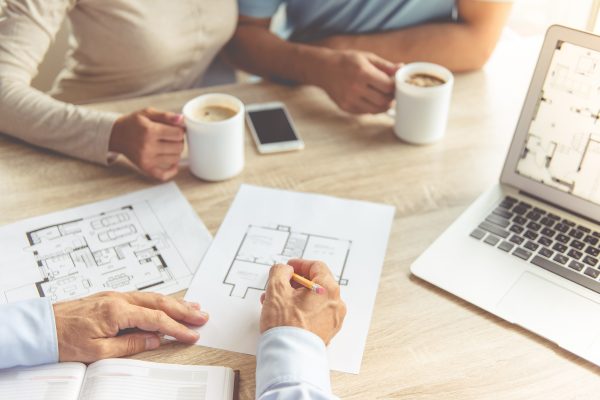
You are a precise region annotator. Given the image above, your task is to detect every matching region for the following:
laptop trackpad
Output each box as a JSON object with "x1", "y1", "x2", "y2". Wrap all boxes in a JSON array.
[{"x1": 497, "y1": 272, "x2": 600, "y2": 351}]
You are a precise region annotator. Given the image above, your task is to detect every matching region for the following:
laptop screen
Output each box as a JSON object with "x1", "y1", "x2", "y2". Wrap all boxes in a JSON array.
[{"x1": 515, "y1": 40, "x2": 600, "y2": 207}]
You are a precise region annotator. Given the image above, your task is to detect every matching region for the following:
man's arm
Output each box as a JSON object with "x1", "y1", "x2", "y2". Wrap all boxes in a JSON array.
[
  {"x1": 228, "y1": 17, "x2": 399, "y2": 114},
  {"x1": 0, "y1": 298, "x2": 58, "y2": 369},
  {"x1": 313, "y1": 0, "x2": 513, "y2": 72},
  {"x1": 0, "y1": 292, "x2": 208, "y2": 369},
  {"x1": 256, "y1": 259, "x2": 346, "y2": 399}
]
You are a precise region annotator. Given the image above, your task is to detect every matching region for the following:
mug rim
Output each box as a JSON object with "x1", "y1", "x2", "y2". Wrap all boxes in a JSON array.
[
  {"x1": 182, "y1": 93, "x2": 244, "y2": 126},
  {"x1": 395, "y1": 62, "x2": 454, "y2": 92}
]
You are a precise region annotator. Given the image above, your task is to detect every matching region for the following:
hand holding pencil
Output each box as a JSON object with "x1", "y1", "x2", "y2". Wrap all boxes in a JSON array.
[{"x1": 259, "y1": 259, "x2": 347, "y2": 345}]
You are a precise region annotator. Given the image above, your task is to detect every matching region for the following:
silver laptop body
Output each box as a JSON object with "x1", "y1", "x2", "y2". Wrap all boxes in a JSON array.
[{"x1": 411, "y1": 25, "x2": 600, "y2": 366}]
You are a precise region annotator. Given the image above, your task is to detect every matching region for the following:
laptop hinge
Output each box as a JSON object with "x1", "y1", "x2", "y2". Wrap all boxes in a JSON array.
[{"x1": 518, "y1": 190, "x2": 600, "y2": 226}]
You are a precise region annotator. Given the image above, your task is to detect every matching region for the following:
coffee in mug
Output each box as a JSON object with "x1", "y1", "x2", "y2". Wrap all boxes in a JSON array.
[
  {"x1": 405, "y1": 73, "x2": 446, "y2": 88},
  {"x1": 191, "y1": 105, "x2": 238, "y2": 122},
  {"x1": 394, "y1": 62, "x2": 454, "y2": 144},
  {"x1": 182, "y1": 94, "x2": 245, "y2": 181}
]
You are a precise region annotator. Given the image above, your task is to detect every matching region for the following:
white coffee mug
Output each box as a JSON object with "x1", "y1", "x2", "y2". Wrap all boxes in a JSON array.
[
  {"x1": 182, "y1": 93, "x2": 245, "y2": 181},
  {"x1": 394, "y1": 62, "x2": 454, "y2": 144}
]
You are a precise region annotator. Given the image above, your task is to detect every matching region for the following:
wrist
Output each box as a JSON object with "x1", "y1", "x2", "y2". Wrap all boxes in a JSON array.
[
  {"x1": 108, "y1": 115, "x2": 128, "y2": 155},
  {"x1": 303, "y1": 47, "x2": 339, "y2": 89}
]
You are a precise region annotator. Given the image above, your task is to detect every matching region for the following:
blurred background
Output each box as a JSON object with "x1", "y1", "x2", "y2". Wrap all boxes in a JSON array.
[{"x1": 31, "y1": 0, "x2": 600, "y2": 92}]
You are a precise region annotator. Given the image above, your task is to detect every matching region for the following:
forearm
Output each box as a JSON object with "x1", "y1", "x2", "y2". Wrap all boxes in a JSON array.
[
  {"x1": 0, "y1": 0, "x2": 120, "y2": 165},
  {"x1": 227, "y1": 25, "x2": 335, "y2": 87},
  {"x1": 320, "y1": 22, "x2": 496, "y2": 72},
  {"x1": 0, "y1": 78, "x2": 119, "y2": 165}
]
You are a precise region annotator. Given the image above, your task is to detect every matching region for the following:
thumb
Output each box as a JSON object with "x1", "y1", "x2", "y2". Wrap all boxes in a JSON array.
[
  {"x1": 150, "y1": 163, "x2": 179, "y2": 182},
  {"x1": 141, "y1": 108, "x2": 184, "y2": 127},
  {"x1": 368, "y1": 53, "x2": 400, "y2": 76},
  {"x1": 102, "y1": 333, "x2": 161, "y2": 358}
]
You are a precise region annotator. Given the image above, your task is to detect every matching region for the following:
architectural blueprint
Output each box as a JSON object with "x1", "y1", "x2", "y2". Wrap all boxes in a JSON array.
[
  {"x1": 224, "y1": 224, "x2": 350, "y2": 298},
  {"x1": 184, "y1": 185, "x2": 395, "y2": 374},
  {"x1": 517, "y1": 41, "x2": 600, "y2": 204},
  {"x1": 0, "y1": 183, "x2": 211, "y2": 304}
]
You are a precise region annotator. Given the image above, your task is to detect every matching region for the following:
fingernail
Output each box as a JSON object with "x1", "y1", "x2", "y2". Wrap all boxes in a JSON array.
[
  {"x1": 187, "y1": 301, "x2": 201, "y2": 310},
  {"x1": 173, "y1": 114, "x2": 184, "y2": 124},
  {"x1": 199, "y1": 311, "x2": 209, "y2": 320},
  {"x1": 145, "y1": 335, "x2": 160, "y2": 350}
]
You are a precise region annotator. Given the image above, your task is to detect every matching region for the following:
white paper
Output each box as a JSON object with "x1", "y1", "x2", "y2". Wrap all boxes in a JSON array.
[
  {"x1": 184, "y1": 184, "x2": 395, "y2": 374},
  {"x1": 0, "y1": 362, "x2": 86, "y2": 400},
  {"x1": 79, "y1": 359, "x2": 234, "y2": 400},
  {"x1": 0, "y1": 183, "x2": 211, "y2": 304}
]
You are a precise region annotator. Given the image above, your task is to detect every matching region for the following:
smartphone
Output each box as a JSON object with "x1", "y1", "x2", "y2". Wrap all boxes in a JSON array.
[{"x1": 245, "y1": 102, "x2": 304, "y2": 154}]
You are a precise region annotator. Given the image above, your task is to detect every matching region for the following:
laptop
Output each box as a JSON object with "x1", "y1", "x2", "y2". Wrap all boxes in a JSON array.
[{"x1": 411, "y1": 25, "x2": 600, "y2": 366}]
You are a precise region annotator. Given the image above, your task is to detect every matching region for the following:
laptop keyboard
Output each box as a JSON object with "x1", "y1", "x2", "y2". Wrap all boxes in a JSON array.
[{"x1": 470, "y1": 196, "x2": 600, "y2": 294}]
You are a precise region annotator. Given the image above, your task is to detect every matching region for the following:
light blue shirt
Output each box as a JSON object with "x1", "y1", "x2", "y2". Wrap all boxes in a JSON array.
[
  {"x1": 238, "y1": 0, "x2": 456, "y2": 42},
  {"x1": 0, "y1": 298, "x2": 58, "y2": 368},
  {"x1": 0, "y1": 298, "x2": 337, "y2": 399}
]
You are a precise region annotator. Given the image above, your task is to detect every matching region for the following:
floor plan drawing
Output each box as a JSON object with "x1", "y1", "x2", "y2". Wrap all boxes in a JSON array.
[
  {"x1": 184, "y1": 185, "x2": 395, "y2": 374},
  {"x1": 223, "y1": 225, "x2": 351, "y2": 298},
  {"x1": 517, "y1": 41, "x2": 600, "y2": 204},
  {"x1": 4, "y1": 203, "x2": 181, "y2": 303},
  {"x1": 0, "y1": 184, "x2": 212, "y2": 305}
]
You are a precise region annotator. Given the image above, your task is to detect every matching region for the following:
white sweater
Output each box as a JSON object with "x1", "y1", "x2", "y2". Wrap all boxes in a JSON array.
[{"x1": 0, "y1": 0, "x2": 237, "y2": 164}]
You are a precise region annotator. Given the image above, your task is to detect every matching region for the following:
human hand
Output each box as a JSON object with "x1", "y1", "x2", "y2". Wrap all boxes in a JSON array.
[
  {"x1": 317, "y1": 50, "x2": 400, "y2": 114},
  {"x1": 260, "y1": 259, "x2": 347, "y2": 344},
  {"x1": 53, "y1": 291, "x2": 208, "y2": 363},
  {"x1": 109, "y1": 108, "x2": 186, "y2": 181}
]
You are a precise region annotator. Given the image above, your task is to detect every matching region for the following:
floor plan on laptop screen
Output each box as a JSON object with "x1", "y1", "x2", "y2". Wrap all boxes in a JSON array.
[
  {"x1": 0, "y1": 183, "x2": 211, "y2": 304},
  {"x1": 517, "y1": 41, "x2": 600, "y2": 205},
  {"x1": 184, "y1": 185, "x2": 395, "y2": 374}
]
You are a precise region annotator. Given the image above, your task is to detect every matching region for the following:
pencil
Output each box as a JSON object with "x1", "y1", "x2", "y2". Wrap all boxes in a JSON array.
[{"x1": 292, "y1": 273, "x2": 326, "y2": 295}]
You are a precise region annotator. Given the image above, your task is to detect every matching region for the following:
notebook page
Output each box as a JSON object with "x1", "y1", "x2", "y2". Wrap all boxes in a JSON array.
[
  {"x1": 0, "y1": 362, "x2": 86, "y2": 400},
  {"x1": 78, "y1": 359, "x2": 234, "y2": 400}
]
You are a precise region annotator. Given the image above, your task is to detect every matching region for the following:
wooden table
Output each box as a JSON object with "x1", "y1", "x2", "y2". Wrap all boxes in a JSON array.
[{"x1": 1, "y1": 38, "x2": 599, "y2": 399}]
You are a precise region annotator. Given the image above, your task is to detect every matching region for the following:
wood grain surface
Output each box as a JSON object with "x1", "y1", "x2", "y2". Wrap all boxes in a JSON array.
[{"x1": 1, "y1": 39, "x2": 598, "y2": 399}]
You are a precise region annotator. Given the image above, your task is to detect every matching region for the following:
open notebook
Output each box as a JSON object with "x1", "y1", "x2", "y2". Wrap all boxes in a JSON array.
[{"x1": 0, "y1": 358, "x2": 238, "y2": 400}]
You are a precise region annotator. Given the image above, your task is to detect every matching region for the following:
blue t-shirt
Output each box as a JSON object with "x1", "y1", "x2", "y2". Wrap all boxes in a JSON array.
[{"x1": 238, "y1": 0, "x2": 456, "y2": 42}]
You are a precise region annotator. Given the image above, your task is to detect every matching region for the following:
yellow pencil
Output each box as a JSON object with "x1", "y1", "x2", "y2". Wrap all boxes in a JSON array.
[{"x1": 292, "y1": 273, "x2": 326, "y2": 294}]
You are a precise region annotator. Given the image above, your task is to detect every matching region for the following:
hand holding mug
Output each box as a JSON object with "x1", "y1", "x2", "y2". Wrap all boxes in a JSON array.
[{"x1": 109, "y1": 108, "x2": 185, "y2": 181}]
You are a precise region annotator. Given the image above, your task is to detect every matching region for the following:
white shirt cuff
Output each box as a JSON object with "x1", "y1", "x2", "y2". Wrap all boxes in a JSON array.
[{"x1": 256, "y1": 326, "x2": 332, "y2": 397}]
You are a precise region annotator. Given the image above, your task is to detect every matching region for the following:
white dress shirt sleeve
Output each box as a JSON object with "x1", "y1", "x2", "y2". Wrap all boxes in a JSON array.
[
  {"x1": 256, "y1": 326, "x2": 339, "y2": 400},
  {"x1": 0, "y1": 298, "x2": 59, "y2": 369},
  {"x1": 0, "y1": 0, "x2": 120, "y2": 165}
]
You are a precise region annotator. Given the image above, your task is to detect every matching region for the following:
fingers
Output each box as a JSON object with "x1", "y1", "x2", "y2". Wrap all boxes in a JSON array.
[
  {"x1": 124, "y1": 292, "x2": 209, "y2": 326},
  {"x1": 156, "y1": 125, "x2": 185, "y2": 142},
  {"x1": 359, "y1": 95, "x2": 392, "y2": 114},
  {"x1": 265, "y1": 264, "x2": 294, "y2": 299},
  {"x1": 155, "y1": 154, "x2": 181, "y2": 167},
  {"x1": 141, "y1": 107, "x2": 185, "y2": 127},
  {"x1": 99, "y1": 332, "x2": 161, "y2": 358},
  {"x1": 368, "y1": 53, "x2": 401, "y2": 77},
  {"x1": 362, "y1": 86, "x2": 394, "y2": 110},
  {"x1": 363, "y1": 63, "x2": 395, "y2": 96},
  {"x1": 117, "y1": 304, "x2": 200, "y2": 343},
  {"x1": 287, "y1": 259, "x2": 338, "y2": 291},
  {"x1": 157, "y1": 140, "x2": 184, "y2": 156},
  {"x1": 151, "y1": 163, "x2": 179, "y2": 182}
]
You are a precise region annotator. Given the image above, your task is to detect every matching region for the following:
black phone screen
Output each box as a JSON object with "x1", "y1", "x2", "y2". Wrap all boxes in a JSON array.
[{"x1": 248, "y1": 108, "x2": 299, "y2": 144}]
